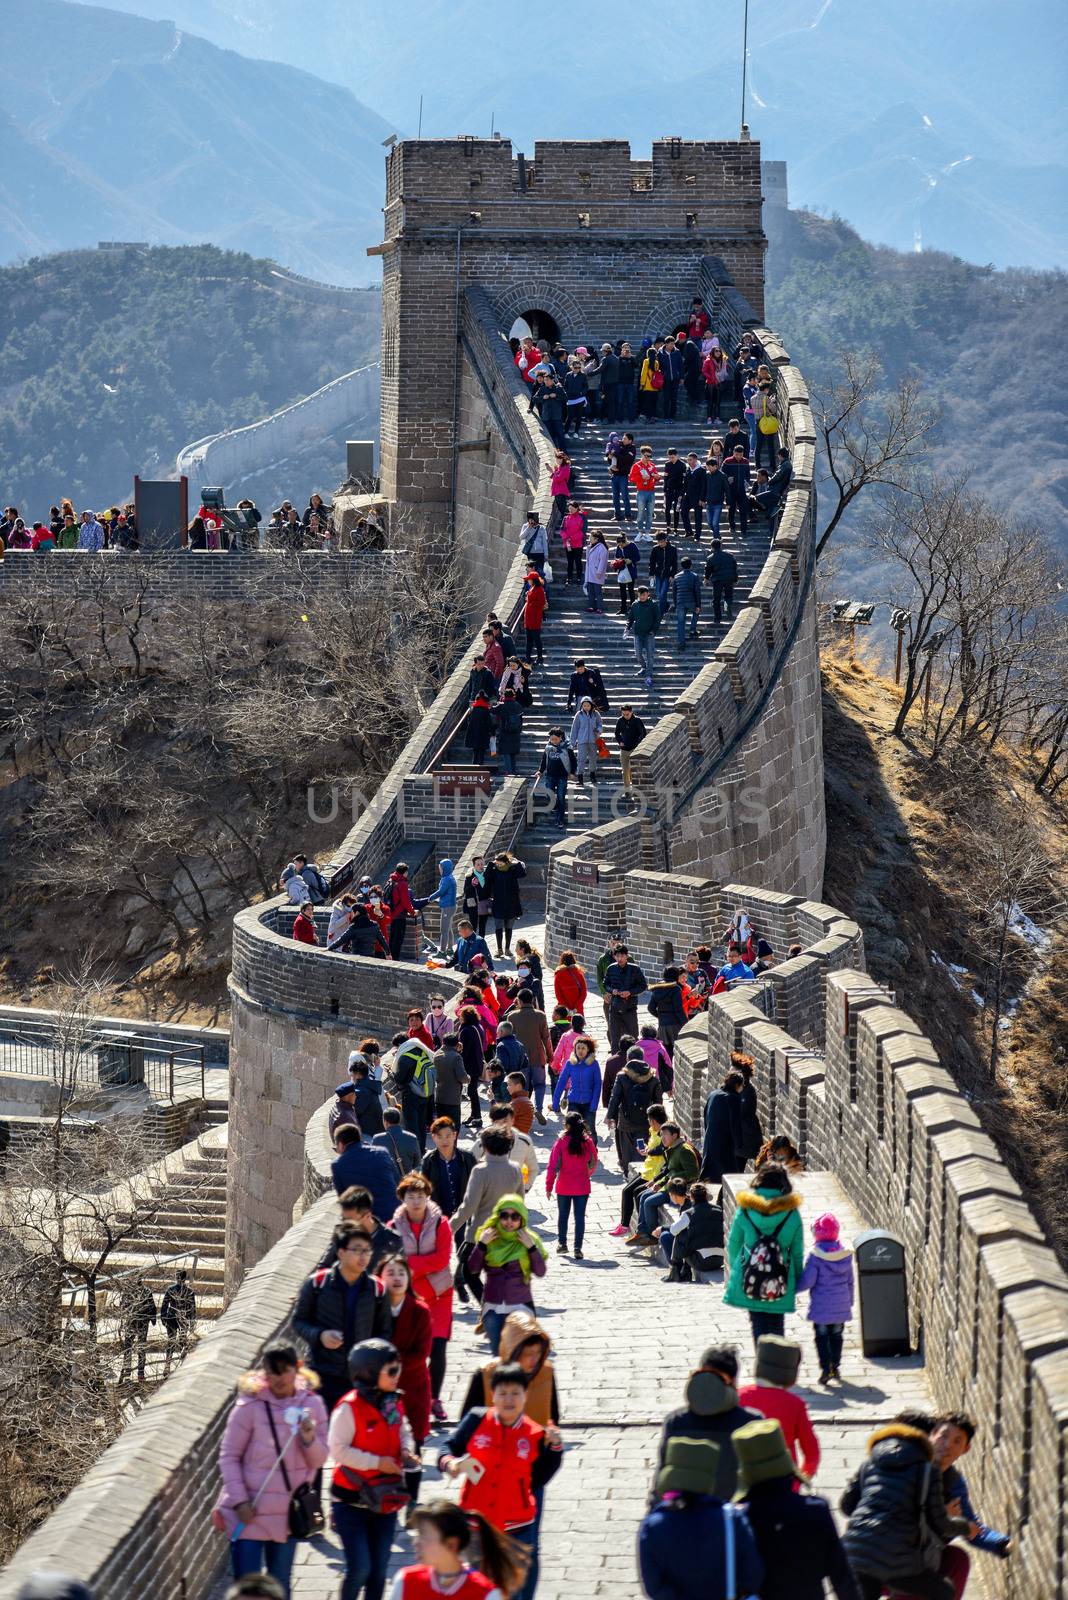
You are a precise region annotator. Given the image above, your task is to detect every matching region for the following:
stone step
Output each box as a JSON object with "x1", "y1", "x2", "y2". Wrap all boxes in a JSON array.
[{"x1": 69, "y1": 1253, "x2": 226, "y2": 1286}]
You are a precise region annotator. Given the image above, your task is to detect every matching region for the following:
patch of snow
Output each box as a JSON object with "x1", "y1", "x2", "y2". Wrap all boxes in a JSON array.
[
  {"x1": 930, "y1": 951, "x2": 984, "y2": 1006},
  {"x1": 1007, "y1": 903, "x2": 1052, "y2": 952}
]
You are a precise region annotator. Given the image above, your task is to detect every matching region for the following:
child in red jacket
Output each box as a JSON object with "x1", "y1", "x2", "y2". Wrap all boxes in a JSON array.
[{"x1": 738, "y1": 1335, "x2": 820, "y2": 1481}]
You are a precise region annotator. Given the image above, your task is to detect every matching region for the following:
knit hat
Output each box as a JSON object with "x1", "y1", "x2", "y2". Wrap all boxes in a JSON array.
[
  {"x1": 754, "y1": 1335, "x2": 802, "y2": 1388},
  {"x1": 731, "y1": 1418, "x2": 806, "y2": 1497},
  {"x1": 654, "y1": 1436, "x2": 721, "y2": 1498},
  {"x1": 813, "y1": 1212, "x2": 840, "y2": 1242}
]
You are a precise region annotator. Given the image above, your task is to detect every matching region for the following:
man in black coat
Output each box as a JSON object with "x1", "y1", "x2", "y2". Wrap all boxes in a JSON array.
[
  {"x1": 722, "y1": 444, "x2": 751, "y2": 536},
  {"x1": 317, "y1": 1185, "x2": 402, "y2": 1271},
  {"x1": 734, "y1": 1418, "x2": 861, "y2": 1600},
  {"x1": 466, "y1": 652, "x2": 498, "y2": 703},
  {"x1": 566, "y1": 659, "x2": 609, "y2": 713},
  {"x1": 681, "y1": 453, "x2": 707, "y2": 540},
  {"x1": 661, "y1": 449, "x2": 686, "y2": 531},
  {"x1": 659, "y1": 336, "x2": 683, "y2": 418},
  {"x1": 599, "y1": 343, "x2": 621, "y2": 421},
  {"x1": 681, "y1": 334, "x2": 703, "y2": 404},
  {"x1": 701, "y1": 1070, "x2": 743, "y2": 1184},
  {"x1": 603, "y1": 946, "x2": 649, "y2": 1052},
  {"x1": 294, "y1": 1222, "x2": 391, "y2": 1413},
  {"x1": 655, "y1": 1345, "x2": 762, "y2": 1502},
  {"x1": 614, "y1": 704, "x2": 648, "y2": 792},
  {"x1": 347, "y1": 1057, "x2": 386, "y2": 1134},
  {"x1": 752, "y1": 450, "x2": 793, "y2": 521},
  {"x1": 704, "y1": 539, "x2": 738, "y2": 625}
]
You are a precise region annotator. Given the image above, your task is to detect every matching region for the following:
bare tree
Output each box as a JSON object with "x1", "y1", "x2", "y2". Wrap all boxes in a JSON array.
[
  {"x1": 812, "y1": 349, "x2": 938, "y2": 563},
  {"x1": 957, "y1": 816, "x2": 1065, "y2": 1080}
]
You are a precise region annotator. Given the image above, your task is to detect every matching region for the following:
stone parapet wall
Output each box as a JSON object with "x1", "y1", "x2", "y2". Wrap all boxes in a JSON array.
[
  {"x1": 0, "y1": 1187, "x2": 338, "y2": 1600},
  {"x1": 0, "y1": 549, "x2": 398, "y2": 602},
  {"x1": 670, "y1": 912, "x2": 1067, "y2": 1600}
]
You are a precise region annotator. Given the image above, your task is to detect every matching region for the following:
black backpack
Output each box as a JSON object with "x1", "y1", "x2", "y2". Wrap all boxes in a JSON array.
[{"x1": 741, "y1": 1211, "x2": 791, "y2": 1302}]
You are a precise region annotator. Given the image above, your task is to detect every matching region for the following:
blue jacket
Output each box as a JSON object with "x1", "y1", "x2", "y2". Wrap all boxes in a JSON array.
[
  {"x1": 450, "y1": 932, "x2": 495, "y2": 973},
  {"x1": 493, "y1": 1033, "x2": 530, "y2": 1085},
  {"x1": 639, "y1": 1497, "x2": 763, "y2": 1600},
  {"x1": 426, "y1": 859, "x2": 458, "y2": 909},
  {"x1": 330, "y1": 1141, "x2": 400, "y2": 1221},
  {"x1": 672, "y1": 569, "x2": 702, "y2": 609},
  {"x1": 553, "y1": 1055, "x2": 602, "y2": 1113},
  {"x1": 943, "y1": 1466, "x2": 1011, "y2": 1556}
]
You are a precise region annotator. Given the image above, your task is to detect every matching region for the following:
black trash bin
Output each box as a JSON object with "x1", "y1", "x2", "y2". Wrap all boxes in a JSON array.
[
  {"x1": 854, "y1": 1229, "x2": 911, "y2": 1357},
  {"x1": 96, "y1": 1029, "x2": 146, "y2": 1088}
]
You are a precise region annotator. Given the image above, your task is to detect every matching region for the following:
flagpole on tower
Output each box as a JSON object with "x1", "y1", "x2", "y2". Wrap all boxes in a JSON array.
[{"x1": 740, "y1": 0, "x2": 750, "y2": 133}]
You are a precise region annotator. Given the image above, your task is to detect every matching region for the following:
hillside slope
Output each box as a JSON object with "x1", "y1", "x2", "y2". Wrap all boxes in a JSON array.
[
  {"x1": 0, "y1": 0, "x2": 390, "y2": 284},
  {"x1": 821, "y1": 649, "x2": 1068, "y2": 1265},
  {"x1": 766, "y1": 207, "x2": 1068, "y2": 569},
  {"x1": 0, "y1": 245, "x2": 379, "y2": 515}
]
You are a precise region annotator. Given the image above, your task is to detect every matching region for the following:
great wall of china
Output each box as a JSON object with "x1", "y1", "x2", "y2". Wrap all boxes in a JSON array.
[{"x1": 0, "y1": 137, "x2": 1063, "y2": 1600}]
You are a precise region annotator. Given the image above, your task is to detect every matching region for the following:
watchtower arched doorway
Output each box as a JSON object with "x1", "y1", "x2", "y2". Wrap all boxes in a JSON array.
[{"x1": 508, "y1": 308, "x2": 561, "y2": 350}]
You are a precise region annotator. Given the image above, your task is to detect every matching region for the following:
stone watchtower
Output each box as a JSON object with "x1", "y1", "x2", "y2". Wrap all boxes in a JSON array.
[{"x1": 371, "y1": 136, "x2": 766, "y2": 517}]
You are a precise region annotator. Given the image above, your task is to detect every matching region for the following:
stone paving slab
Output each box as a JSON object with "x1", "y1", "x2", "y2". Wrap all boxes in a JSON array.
[{"x1": 247, "y1": 1111, "x2": 942, "y2": 1600}]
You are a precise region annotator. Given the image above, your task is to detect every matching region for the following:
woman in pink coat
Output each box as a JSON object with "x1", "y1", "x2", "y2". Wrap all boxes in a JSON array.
[
  {"x1": 213, "y1": 1341, "x2": 328, "y2": 1596},
  {"x1": 546, "y1": 1109, "x2": 598, "y2": 1260},
  {"x1": 392, "y1": 1171, "x2": 455, "y2": 1422}
]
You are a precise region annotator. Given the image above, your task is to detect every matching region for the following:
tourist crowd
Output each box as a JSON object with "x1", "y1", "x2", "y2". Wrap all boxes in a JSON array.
[
  {"x1": 0, "y1": 490, "x2": 342, "y2": 556},
  {"x1": 182, "y1": 903, "x2": 1012, "y2": 1600}
]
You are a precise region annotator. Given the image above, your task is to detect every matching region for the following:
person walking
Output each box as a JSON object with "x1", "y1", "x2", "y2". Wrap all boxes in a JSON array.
[
  {"x1": 390, "y1": 1035, "x2": 436, "y2": 1154},
  {"x1": 568, "y1": 696, "x2": 603, "y2": 785},
  {"x1": 537, "y1": 729, "x2": 576, "y2": 827},
  {"x1": 648, "y1": 531, "x2": 679, "y2": 618},
  {"x1": 612, "y1": 532, "x2": 641, "y2": 615},
  {"x1": 494, "y1": 691, "x2": 524, "y2": 776},
  {"x1": 654, "y1": 1343, "x2": 762, "y2": 1502},
  {"x1": 551, "y1": 1034, "x2": 602, "y2": 1141},
  {"x1": 704, "y1": 541, "x2": 737, "y2": 626},
  {"x1": 489, "y1": 851, "x2": 525, "y2": 958},
  {"x1": 723, "y1": 1162, "x2": 805, "y2": 1345},
  {"x1": 519, "y1": 513, "x2": 548, "y2": 579},
  {"x1": 117, "y1": 1278, "x2": 157, "y2": 1384},
  {"x1": 439, "y1": 1364, "x2": 563, "y2": 1600},
  {"x1": 662, "y1": 449, "x2": 685, "y2": 531},
  {"x1": 547, "y1": 452, "x2": 572, "y2": 532},
  {"x1": 606, "y1": 430, "x2": 637, "y2": 522},
  {"x1": 552, "y1": 951, "x2": 587, "y2": 1015},
  {"x1": 374, "y1": 1255, "x2": 433, "y2": 1499},
  {"x1": 328, "y1": 1339, "x2": 416, "y2": 1600},
  {"x1": 671, "y1": 557, "x2": 702, "y2": 652},
  {"x1": 701, "y1": 1070, "x2": 743, "y2": 1185},
  {"x1": 461, "y1": 857, "x2": 494, "y2": 939},
  {"x1": 732, "y1": 1419, "x2": 860, "y2": 1600},
  {"x1": 679, "y1": 453, "x2": 707, "y2": 541},
  {"x1": 703, "y1": 457, "x2": 728, "y2": 541},
  {"x1": 468, "y1": 1194, "x2": 549, "y2": 1354},
  {"x1": 293, "y1": 1225, "x2": 392, "y2": 1420},
  {"x1": 646, "y1": 966, "x2": 687, "y2": 1059},
  {"x1": 614, "y1": 704, "x2": 647, "y2": 794},
  {"x1": 797, "y1": 1213, "x2": 855, "y2": 1384},
  {"x1": 385, "y1": 865, "x2": 417, "y2": 961},
  {"x1": 723, "y1": 445, "x2": 751, "y2": 538},
  {"x1": 558, "y1": 501, "x2": 587, "y2": 584},
  {"x1": 629, "y1": 445, "x2": 660, "y2": 538},
  {"x1": 161, "y1": 1270, "x2": 197, "y2": 1370},
  {"x1": 584, "y1": 530, "x2": 609, "y2": 613},
  {"x1": 391, "y1": 1175, "x2": 454, "y2": 1424},
  {"x1": 545, "y1": 1111, "x2": 598, "y2": 1259},
  {"x1": 605, "y1": 1049, "x2": 660, "y2": 1169},
  {"x1": 599, "y1": 342, "x2": 621, "y2": 421},
  {"x1": 602, "y1": 944, "x2": 648, "y2": 1051},
  {"x1": 638, "y1": 1438, "x2": 764, "y2": 1600},
  {"x1": 213, "y1": 1342, "x2": 329, "y2": 1598},
  {"x1": 627, "y1": 585, "x2": 661, "y2": 687},
  {"x1": 508, "y1": 989, "x2": 552, "y2": 1123},
  {"x1": 738, "y1": 1337, "x2": 821, "y2": 1481},
  {"x1": 394, "y1": 1498, "x2": 527, "y2": 1600}
]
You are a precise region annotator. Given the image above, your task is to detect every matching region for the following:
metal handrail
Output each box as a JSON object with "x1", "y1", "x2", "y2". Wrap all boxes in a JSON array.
[{"x1": 60, "y1": 1248, "x2": 203, "y2": 1324}]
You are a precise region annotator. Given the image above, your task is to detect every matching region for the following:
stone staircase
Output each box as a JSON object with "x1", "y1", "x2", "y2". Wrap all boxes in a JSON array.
[
  {"x1": 68, "y1": 1123, "x2": 229, "y2": 1388},
  {"x1": 443, "y1": 417, "x2": 772, "y2": 888}
]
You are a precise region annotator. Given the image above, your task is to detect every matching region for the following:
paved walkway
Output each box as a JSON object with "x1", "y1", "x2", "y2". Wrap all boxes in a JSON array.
[{"x1": 273, "y1": 1114, "x2": 934, "y2": 1599}]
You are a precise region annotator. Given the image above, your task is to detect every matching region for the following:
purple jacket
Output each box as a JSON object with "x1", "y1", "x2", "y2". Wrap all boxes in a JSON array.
[
  {"x1": 797, "y1": 1241, "x2": 855, "y2": 1323},
  {"x1": 215, "y1": 1375, "x2": 328, "y2": 1542},
  {"x1": 468, "y1": 1241, "x2": 547, "y2": 1307}
]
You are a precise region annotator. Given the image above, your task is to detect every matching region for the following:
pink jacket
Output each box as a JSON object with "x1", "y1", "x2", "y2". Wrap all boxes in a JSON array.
[
  {"x1": 546, "y1": 1133, "x2": 598, "y2": 1196},
  {"x1": 551, "y1": 1026, "x2": 582, "y2": 1076},
  {"x1": 635, "y1": 1037, "x2": 672, "y2": 1087},
  {"x1": 215, "y1": 1375, "x2": 328, "y2": 1542},
  {"x1": 559, "y1": 512, "x2": 586, "y2": 549},
  {"x1": 550, "y1": 464, "x2": 572, "y2": 496}
]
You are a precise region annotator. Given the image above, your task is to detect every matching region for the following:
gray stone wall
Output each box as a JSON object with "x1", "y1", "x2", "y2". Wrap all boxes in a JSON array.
[{"x1": 0, "y1": 549, "x2": 398, "y2": 603}]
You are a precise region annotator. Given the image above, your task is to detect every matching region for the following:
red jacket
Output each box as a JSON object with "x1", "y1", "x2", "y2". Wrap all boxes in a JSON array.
[
  {"x1": 293, "y1": 913, "x2": 318, "y2": 945},
  {"x1": 553, "y1": 965, "x2": 588, "y2": 1012},
  {"x1": 457, "y1": 1411, "x2": 545, "y2": 1528},
  {"x1": 331, "y1": 1391, "x2": 405, "y2": 1493},
  {"x1": 387, "y1": 873, "x2": 416, "y2": 917},
  {"x1": 395, "y1": 1569, "x2": 496, "y2": 1600},
  {"x1": 628, "y1": 460, "x2": 659, "y2": 491},
  {"x1": 737, "y1": 1382, "x2": 820, "y2": 1479},
  {"x1": 389, "y1": 1291, "x2": 433, "y2": 1443},
  {"x1": 523, "y1": 574, "x2": 547, "y2": 627}
]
